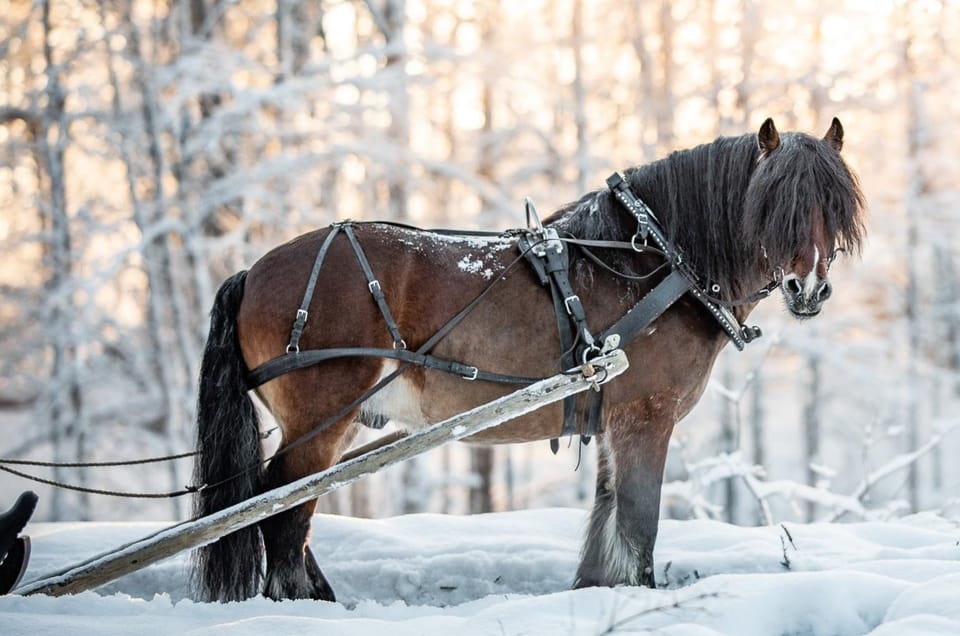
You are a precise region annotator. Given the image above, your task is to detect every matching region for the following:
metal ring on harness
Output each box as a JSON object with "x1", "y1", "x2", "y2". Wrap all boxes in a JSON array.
[{"x1": 581, "y1": 344, "x2": 602, "y2": 365}]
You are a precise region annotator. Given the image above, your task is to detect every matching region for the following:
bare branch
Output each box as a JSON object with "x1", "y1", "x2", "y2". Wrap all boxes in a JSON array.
[{"x1": 359, "y1": 0, "x2": 391, "y2": 37}]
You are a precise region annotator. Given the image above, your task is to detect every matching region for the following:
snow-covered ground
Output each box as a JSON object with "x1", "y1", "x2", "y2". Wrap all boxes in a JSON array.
[{"x1": 3, "y1": 508, "x2": 959, "y2": 635}]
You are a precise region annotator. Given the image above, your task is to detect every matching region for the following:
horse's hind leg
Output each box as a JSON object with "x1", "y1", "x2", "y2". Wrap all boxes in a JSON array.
[
  {"x1": 260, "y1": 497, "x2": 333, "y2": 601},
  {"x1": 575, "y1": 409, "x2": 673, "y2": 589},
  {"x1": 260, "y1": 418, "x2": 355, "y2": 602}
]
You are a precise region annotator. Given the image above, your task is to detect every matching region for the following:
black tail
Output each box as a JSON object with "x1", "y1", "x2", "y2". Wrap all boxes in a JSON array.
[{"x1": 192, "y1": 270, "x2": 265, "y2": 602}]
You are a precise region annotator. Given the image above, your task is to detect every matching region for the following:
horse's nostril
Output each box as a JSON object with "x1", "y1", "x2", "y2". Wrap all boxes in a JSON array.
[
  {"x1": 817, "y1": 280, "x2": 832, "y2": 302},
  {"x1": 785, "y1": 277, "x2": 803, "y2": 296}
]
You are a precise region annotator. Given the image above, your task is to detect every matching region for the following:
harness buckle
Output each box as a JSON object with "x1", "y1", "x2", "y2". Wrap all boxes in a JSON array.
[
  {"x1": 296, "y1": 308, "x2": 308, "y2": 323},
  {"x1": 462, "y1": 366, "x2": 479, "y2": 381},
  {"x1": 368, "y1": 280, "x2": 381, "y2": 294},
  {"x1": 531, "y1": 227, "x2": 563, "y2": 257},
  {"x1": 564, "y1": 294, "x2": 582, "y2": 315}
]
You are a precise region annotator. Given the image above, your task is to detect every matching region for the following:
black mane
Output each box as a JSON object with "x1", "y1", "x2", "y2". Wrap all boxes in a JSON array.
[{"x1": 548, "y1": 130, "x2": 866, "y2": 298}]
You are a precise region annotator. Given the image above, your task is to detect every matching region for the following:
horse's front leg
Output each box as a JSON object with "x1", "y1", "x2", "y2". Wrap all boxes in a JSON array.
[{"x1": 575, "y1": 406, "x2": 673, "y2": 589}]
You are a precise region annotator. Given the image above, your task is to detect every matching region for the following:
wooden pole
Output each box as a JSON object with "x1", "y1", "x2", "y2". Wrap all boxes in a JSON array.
[{"x1": 17, "y1": 350, "x2": 628, "y2": 597}]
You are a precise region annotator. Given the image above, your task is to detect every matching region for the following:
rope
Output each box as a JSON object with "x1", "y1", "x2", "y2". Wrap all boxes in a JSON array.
[
  {"x1": 0, "y1": 464, "x2": 193, "y2": 499},
  {"x1": 0, "y1": 451, "x2": 197, "y2": 468}
]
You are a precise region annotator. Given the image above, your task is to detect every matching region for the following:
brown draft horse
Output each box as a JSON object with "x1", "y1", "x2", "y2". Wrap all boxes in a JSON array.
[{"x1": 192, "y1": 118, "x2": 865, "y2": 602}]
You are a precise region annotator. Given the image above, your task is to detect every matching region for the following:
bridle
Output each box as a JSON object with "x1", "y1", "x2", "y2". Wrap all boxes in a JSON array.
[{"x1": 699, "y1": 244, "x2": 846, "y2": 309}]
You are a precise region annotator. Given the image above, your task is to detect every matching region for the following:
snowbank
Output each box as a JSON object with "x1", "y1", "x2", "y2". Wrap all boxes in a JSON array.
[{"x1": 2, "y1": 509, "x2": 959, "y2": 635}]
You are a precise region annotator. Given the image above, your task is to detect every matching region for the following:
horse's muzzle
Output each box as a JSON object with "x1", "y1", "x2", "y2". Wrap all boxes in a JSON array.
[{"x1": 781, "y1": 275, "x2": 831, "y2": 319}]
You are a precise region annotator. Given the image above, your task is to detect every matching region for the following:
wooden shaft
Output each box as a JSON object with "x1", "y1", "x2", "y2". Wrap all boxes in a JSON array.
[
  {"x1": 339, "y1": 430, "x2": 408, "y2": 463},
  {"x1": 16, "y1": 350, "x2": 627, "y2": 597}
]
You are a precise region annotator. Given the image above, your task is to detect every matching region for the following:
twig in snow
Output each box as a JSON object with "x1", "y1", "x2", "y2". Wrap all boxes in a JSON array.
[
  {"x1": 598, "y1": 591, "x2": 721, "y2": 634},
  {"x1": 779, "y1": 524, "x2": 797, "y2": 570}
]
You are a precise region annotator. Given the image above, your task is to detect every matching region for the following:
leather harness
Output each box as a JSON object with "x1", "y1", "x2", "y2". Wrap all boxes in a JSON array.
[{"x1": 246, "y1": 174, "x2": 771, "y2": 451}]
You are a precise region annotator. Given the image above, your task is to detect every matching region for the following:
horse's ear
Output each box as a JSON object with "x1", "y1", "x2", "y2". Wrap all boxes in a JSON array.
[
  {"x1": 758, "y1": 118, "x2": 780, "y2": 155},
  {"x1": 823, "y1": 117, "x2": 844, "y2": 151}
]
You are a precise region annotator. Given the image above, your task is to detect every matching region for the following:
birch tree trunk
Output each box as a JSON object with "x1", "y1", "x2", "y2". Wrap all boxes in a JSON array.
[
  {"x1": 718, "y1": 358, "x2": 738, "y2": 523},
  {"x1": 101, "y1": 2, "x2": 188, "y2": 519},
  {"x1": 40, "y1": 0, "x2": 82, "y2": 521},
  {"x1": 803, "y1": 340, "x2": 822, "y2": 521},
  {"x1": 903, "y1": 23, "x2": 928, "y2": 513},
  {"x1": 571, "y1": 0, "x2": 589, "y2": 195},
  {"x1": 803, "y1": 15, "x2": 826, "y2": 523},
  {"x1": 384, "y1": 0, "x2": 409, "y2": 221},
  {"x1": 469, "y1": 445, "x2": 495, "y2": 513}
]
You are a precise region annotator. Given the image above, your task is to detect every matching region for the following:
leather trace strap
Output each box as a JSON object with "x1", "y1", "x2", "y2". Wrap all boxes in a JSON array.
[{"x1": 248, "y1": 347, "x2": 540, "y2": 389}]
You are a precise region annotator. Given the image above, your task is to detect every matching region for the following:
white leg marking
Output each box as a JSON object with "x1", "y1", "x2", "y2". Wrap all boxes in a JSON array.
[
  {"x1": 596, "y1": 443, "x2": 641, "y2": 585},
  {"x1": 600, "y1": 506, "x2": 641, "y2": 585}
]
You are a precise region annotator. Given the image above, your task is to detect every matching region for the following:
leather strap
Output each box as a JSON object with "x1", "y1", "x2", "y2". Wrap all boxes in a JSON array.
[
  {"x1": 247, "y1": 347, "x2": 541, "y2": 389},
  {"x1": 542, "y1": 243, "x2": 596, "y2": 354},
  {"x1": 343, "y1": 224, "x2": 407, "y2": 349},
  {"x1": 287, "y1": 225, "x2": 342, "y2": 353},
  {"x1": 520, "y1": 232, "x2": 591, "y2": 449},
  {"x1": 602, "y1": 269, "x2": 691, "y2": 345}
]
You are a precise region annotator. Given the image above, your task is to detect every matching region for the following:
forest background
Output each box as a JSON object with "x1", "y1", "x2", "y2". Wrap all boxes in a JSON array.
[{"x1": 1, "y1": 0, "x2": 958, "y2": 528}]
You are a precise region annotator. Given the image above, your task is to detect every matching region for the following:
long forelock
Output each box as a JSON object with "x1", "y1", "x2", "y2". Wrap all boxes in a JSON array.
[{"x1": 743, "y1": 133, "x2": 866, "y2": 269}]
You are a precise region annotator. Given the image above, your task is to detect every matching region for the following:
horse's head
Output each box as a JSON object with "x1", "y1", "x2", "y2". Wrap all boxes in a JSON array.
[{"x1": 745, "y1": 117, "x2": 866, "y2": 320}]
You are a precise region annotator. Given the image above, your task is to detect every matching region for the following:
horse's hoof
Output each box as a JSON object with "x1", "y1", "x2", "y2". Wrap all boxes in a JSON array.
[
  {"x1": 310, "y1": 578, "x2": 336, "y2": 603},
  {"x1": 263, "y1": 571, "x2": 336, "y2": 602}
]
